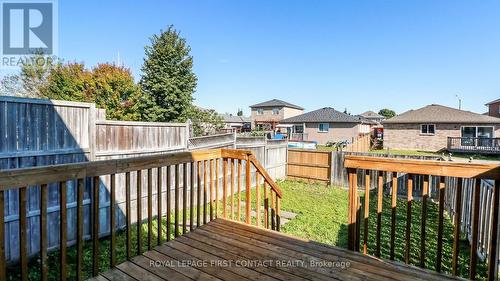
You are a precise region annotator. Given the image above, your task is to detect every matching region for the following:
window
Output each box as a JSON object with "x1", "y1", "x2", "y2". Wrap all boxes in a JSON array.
[
  {"x1": 420, "y1": 124, "x2": 435, "y2": 135},
  {"x1": 272, "y1": 108, "x2": 280, "y2": 115},
  {"x1": 256, "y1": 108, "x2": 264, "y2": 115},
  {"x1": 318, "y1": 123, "x2": 329, "y2": 132},
  {"x1": 498, "y1": 105, "x2": 500, "y2": 114}
]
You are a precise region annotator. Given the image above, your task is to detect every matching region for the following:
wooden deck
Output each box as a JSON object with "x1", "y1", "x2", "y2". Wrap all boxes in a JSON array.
[{"x1": 89, "y1": 219, "x2": 460, "y2": 281}]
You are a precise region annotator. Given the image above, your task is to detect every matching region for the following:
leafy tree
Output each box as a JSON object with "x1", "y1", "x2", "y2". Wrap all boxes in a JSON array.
[
  {"x1": 90, "y1": 63, "x2": 141, "y2": 121},
  {"x1": 140, "y1": 26, "x2": 197, "y2": 122},
  {"x1": 187, "y1": 106, "x2": 223, "y2": 137},
  {"x1": 378, "y1": 108, "x2": 396, "y2": 119},
  {"x1": 40, "y1": 62, "x2": 93, "y2": 101},
  {"x1": 237, "y1": 108, "x2": 243, "y2": 116},
  {"x1": 20, "y1": 53, "x2": 58, "y2": 97}
]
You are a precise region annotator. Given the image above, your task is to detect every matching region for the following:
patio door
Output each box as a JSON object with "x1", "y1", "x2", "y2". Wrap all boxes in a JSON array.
[
  {"x1": 461, "y1": 126, "x2": 476, "y2": 146},
  {"x1": 478, "y1": 126, "x2": 493, "y2": 147}
]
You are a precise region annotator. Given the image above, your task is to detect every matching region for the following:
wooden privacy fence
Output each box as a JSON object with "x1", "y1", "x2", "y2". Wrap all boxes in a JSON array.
[
  {"x1": 344, "y1": 133, "x2": 371, "y2": 152},
  {"x1": 345, "y1": 155, "x2": 500, "y2": 280},
  {"x1": 0, "y1": 148, "x2": 282, "y2": 280}
]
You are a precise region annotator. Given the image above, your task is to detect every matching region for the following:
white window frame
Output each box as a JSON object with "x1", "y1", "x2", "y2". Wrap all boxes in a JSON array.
[
  {"x1": 460, "y1": 126, "x2": 495, "y2": 138},
  {"x1": 420, "y1": 124, "x2": 435, "y2": 135},
  {"x1": 318, "y1": 123, "x2": 329, "y2": 133},
  {"x1": 256, "y1": 108, "x2": 264, "y2": 115},
  {"x1": 272, "y1": 108, "x2": 280, "y2": 115}
]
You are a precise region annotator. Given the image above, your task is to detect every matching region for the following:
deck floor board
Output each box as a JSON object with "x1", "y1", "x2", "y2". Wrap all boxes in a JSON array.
[{"x1": 94, "y1": 219, "x2": 463, "y2": 281}]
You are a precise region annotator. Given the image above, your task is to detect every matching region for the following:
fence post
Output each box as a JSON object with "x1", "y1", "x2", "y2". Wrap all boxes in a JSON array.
[
  {"x1": 88, "y1": 104, "x2": 97, "y2": 161},
  {"x1": 329, "y1": 151, "x2": 334, "y2": 186},
  {"x1": 185, "y1": 120, "x2": 191, "y2": 150}
]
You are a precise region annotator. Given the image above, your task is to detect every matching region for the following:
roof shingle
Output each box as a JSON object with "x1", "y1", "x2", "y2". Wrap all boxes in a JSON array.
[
  {"x1": 281, "y1": 107, "x2": 373, "y2": 124},
  {"x1": 249, "y1": 99, "x2": 304, "y2": 110},
  {"x1": 383, "y1": 104, "x2": 500, "y2": 124}
]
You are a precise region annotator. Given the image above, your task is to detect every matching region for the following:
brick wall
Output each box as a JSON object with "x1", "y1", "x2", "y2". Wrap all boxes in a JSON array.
[{"x1": 384, "y1": 123, "x2": 500, "y2": 151}]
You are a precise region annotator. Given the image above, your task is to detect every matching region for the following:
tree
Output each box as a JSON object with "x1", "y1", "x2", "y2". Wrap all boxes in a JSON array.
[
  {"x1": 187, "y1": 106, "x2": 224, "y2": 137},
  {"x1": 140, "y1": 26, "x2": 197, "y2": 122},
  {"x1": 378, "y1": 108, "x2": 396, "y2": 119},
  {"x1": 237, "y1": 108, "x2": 243, "y2": 116},
  {"x1": 40, "y1": 62, "x2": 93, "y2": 102},
  {"x1": 90, "y1": 63, "x2": 141, "y2": 121},
  {"x1": 20, "y1": 53, "x2": 58, "y2": 97},
  {"x1": 40, "y1": 62, "x2": 141, "y2": 121}
]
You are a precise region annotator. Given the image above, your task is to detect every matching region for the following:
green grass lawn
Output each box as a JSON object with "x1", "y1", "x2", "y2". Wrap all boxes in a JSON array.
[{"x1": 277, "y1": 180, "x2": 488, "y2": 280}]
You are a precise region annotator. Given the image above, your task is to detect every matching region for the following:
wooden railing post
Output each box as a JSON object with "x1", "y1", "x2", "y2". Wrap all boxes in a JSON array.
[
  {"x1": 363, "y1": 172, "x2": 370, "y2": 255},
  {"x1": 470, "y1": 178, "x2": 481, "y2": 279},
  {"x1": 487, "y1": 180, "x2": 500, "y2": 281},
  {"x1": 246, "y1": 155, "x2": 251, "y2": 224},
  {"x1": 347, "y1": 168, "x2": 358, "y2": 251},
  {"x1": 405, "y1": 175, "x2": 413, "y2": 264},
  {"x1": 436, "y1": 176, "x2": 446, "y2": 273},
  {"x1": 420, "y1": 174, "x2": 429, "y2": 268},
  {"x1": 452, "y1": 177, "x2": 463, "y2": 276},
  {"x1": 390, "y1": 172, "x2": 398, "y2": 260}
]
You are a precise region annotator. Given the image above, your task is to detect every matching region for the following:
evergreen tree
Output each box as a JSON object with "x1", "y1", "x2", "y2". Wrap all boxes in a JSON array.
[{"x1": 140, "y1": 26, "x2": 197, "y2": 122}]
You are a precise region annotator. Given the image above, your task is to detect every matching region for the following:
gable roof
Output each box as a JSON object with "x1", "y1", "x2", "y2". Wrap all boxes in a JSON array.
[
  {"x1": 220, "y1": 114, "x2": 250, "y2": 123},
  {"x1": 359, "y1": 110, "x2": 385, "y2": 119},
  {"x1": 486, "y1": 98, "x2": 500, "y2": 105},
  {"x1": 383, "y1": 104, "x2": 500, "y2": 124},
  {"x1": 249, "y1": 99, "x2": 304, "y2": 110},
  {"x1": 281, "y1": 107, "x2": 374, "y2": 124}
]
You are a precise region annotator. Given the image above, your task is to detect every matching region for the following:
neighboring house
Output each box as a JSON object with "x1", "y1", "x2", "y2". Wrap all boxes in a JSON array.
[
  {"x1": 383, "y1": 104, "x2": 500, "y2": 152},
  {"x1": 358, "y1": 111, "x2": 385, "y2": 124},
  {"x1": 485, "y1": 98, "x2": 500, "y2": 118},
  {"x1": 249, "y1": 99, "x2": 304, "y2": 130},
  {"x1": 280, "y1": 107, "x2": 375, "y2": 145},
  {"x1": 220, "y1": 114, "x2": 251, "y2": 132}
]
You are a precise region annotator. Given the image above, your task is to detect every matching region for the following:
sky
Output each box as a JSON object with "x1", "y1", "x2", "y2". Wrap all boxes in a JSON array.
[{"x1": 7, "y1": 0, "x2": 500, "y2": 116}]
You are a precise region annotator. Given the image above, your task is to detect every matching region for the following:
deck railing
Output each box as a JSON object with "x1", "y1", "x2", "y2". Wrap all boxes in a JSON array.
[
  {"x1": 289, "y1": 133, "x2": 308, "y2": 141},
  {"x1": 0, "y1": 148, "x2": 282, "y2": 281},
  {"x1": 448, "y1": 137, "x2": 500, "y2": 154},
  {"x1": 345, "y1": 155, "x2": 500, "y2": 280}
]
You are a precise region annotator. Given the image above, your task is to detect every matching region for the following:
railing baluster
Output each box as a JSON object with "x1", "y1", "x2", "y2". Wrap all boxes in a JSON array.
[
  {"x1": 110, "y1": 174, "x2": 116, "y2": 267},
  {"x1": 270, "y1": 191, "x2": 276, "y2": 230},
  {"x1": 347, "y1": 168, "x2": 357, "y2": 251},
  {"x1": 92, "y1": 176, "x2": 100, "y2": 276},
  {"x1": 223, "y1": 158, "x2": 228, "y2": 218},
  {"x1": 376, "y1": 171, "x2": 383, "y2": 258},
  {"x1": 183, "y1": 163, "x2": 188, "y2": 234},
  {"x1": 167, "y1": 166, "x2": 171, "y2": 241},
  {"x1": 137, "y1": 170, "x2": 142, "y2": 255},
  {"x1": 125, "y1": 172, "x2": 131, "y2": 259},
  {"x1": 355, "y1": 196, "x2": 361, "y2": 252},
  {"x1": 420, "y1": 174, "x2": 429, "y2": 268},
  {"x1": 276, "y1": 196, "x2": 281, "y2": 232},
  {"x1": 237, "y1": 159, "x2": 242, "y2": 221},
  {"x1": 19, "y1": 187, "x2": 28, "y2": 281},
  {"x1": 190, "y1": 162, "x2": 195, "y2": 231},
  {"x1": 363, "y1": 172, "x2": 370, "y2": 255},
  {"x1": 215, "y1": 159, "x2": 219, "y2": 218},
  {"x1": 405, "y1": 175, "x2": 413, "y2": 264},
  {"x1": 470, "y1": 178, "x2": 481, "y2": 279},
  {"x1": 147, "y1": 169, "x2": 153, "y2": 250},
  {"x1": 209, "y1": 159, "x2": 214, "y2": 221},
  {"x1": 452, "y1": 177, "x2": 463, "y2": 275},
  {"x1": 197, "y1": 161, "x2": 201, "y2": 226},
  {"x1": 175, "y1": 164, "x2": 179, "y2": 237},
  {"x1": 59, "y1": 182, "x2": 67, "y2": 281},
  {"x1": 203, "y1": 160, "x2": 207, "y2": 224},
  {"x1": 487, "y1": 180, "x2": 500, "y2": 281},
  {"x1": 436, "y1": 176, "x2": 445, "y2": 272},
  {"x1": 230, "y1": 159, "x2": 235, "y2": 220},
  {"x1": 256, "y1": 173, "x2": 261, "y2": 227},
  {"x1": 157, "y1": 167, "x2": 162, "y2": 244},
  {"x1": 245, "y1": 158, "x2": 251, "y2": 224},
  {"x1": 40, "y1": 184, "x2": 48, "y2": 281},
  {"x1": 264, "y1": 181, "x2": 269, "y2": 229},
  {"x1": 390, "y1": 172, "x2": 397, "y2": 260},
  {"x1": 76, "y1": 179, "x2": 84, "y2": 281},
  {"x1": 0, "y1": 190, "x2": 4, "y2": 281}
]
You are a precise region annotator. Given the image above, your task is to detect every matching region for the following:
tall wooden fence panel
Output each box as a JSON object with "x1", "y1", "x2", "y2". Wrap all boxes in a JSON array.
[
  {"x1": 188, "y1": 133, "x2": 235, "y2": 150},
  {"x1": 287, "y1": 149, "x2": 331, "y2": 183},
  {"x1": 0, "y1": 97, "x2": 95, "y2": 262}
]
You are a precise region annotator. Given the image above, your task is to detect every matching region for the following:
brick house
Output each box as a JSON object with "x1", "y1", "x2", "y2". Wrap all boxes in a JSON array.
[
  {"x1": 280, "y1": 107, "x2": 375, "y2": 145},
  {"x1": 485, "y1": 98, "x2": 500, "y2": 118},
  {"x1": 383, "y1": 104, "x2": 500, "y2": 152},
  {"x1": 249, "y1": 99, "x2": 304, "y2": 130}
]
